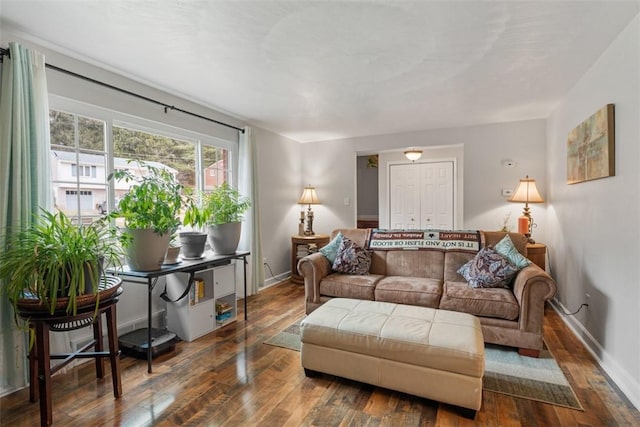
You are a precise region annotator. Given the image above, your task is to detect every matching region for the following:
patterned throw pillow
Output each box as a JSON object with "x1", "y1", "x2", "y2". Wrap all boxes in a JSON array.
[
  {"x1": 319, "y1": 232, "x2": 344, "y2": 264},
  {"x1": 494, "y1": 235, "x2": 532, "y2": 270},
  {"x1": 457, "y1": 247, "x2": 518, "y2": 288},
  {"x1": 332, "y1": 236, "x2": 372, "y2": 275}
]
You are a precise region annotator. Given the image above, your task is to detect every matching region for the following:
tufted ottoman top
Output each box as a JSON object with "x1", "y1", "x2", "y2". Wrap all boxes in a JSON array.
[{"x1": 300, "y1": 298, "x2": 484, "y2": 378}]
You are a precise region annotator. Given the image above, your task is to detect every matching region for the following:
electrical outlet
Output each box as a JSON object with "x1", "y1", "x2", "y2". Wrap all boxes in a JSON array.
[
  {"x1": 502, "y1": 188, "x2": 513, "y2": 197},
  {"x1": 585, "y1": 293, "x2": 591, "y2": 300},
  {"x1": 263, "y1": 257, "x2": 267, "y2": 264}
]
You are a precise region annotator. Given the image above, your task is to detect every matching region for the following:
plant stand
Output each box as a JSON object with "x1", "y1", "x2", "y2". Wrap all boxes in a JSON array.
[{"x1": 17, "y1": 277, "x2": 123, "y2": 427}]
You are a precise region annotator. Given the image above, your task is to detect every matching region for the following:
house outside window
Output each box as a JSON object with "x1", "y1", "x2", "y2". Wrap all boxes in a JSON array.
[{"x1": 71, "y1": 164, "x2": 97, "y2": 178}]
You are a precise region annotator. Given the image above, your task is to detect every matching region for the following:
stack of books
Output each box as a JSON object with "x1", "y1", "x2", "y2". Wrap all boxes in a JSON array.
[
  {"x1": 215, "y1": 300, "x2": 233, "y2": 323},
  {"x1": 189, "y1": 278, "x2": 206, "y2": 305},
  {"x1": 296, "y1": 243, "x2": 319, "y2": 259}
]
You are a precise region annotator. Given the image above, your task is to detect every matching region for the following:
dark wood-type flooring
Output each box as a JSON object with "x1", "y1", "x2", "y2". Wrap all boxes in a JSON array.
[{"x1": 1, "y1": 280, "x2": 639, "y2": 426}]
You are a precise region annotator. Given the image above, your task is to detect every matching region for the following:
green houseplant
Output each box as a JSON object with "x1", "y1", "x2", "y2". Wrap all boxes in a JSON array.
[
  {"x1": 109, "y1": 161, "x2": 183, "y2": 271},
  {"x1": 179, "y1": 188, "x2": 210, "y2": 259},
  {"x1": 0, "y1": 210, "x2": 123, "y2": 316},
  {"x1": 204, "y1": 182, "x2": 251, "y2": 255}
]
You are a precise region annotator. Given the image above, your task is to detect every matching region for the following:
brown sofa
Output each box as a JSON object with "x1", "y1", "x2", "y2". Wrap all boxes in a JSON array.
[{"x1": 298, "y1": 228, "x2": 557, "y2": 357}]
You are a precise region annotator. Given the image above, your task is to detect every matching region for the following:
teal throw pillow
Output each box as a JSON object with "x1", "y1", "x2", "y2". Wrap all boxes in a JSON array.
[
  {"x1": 319, "y1": 232, "x2": 344, "y2": 264},
  {"x1": 494, "y1": 235, "x2": 531, "y2": 270}
]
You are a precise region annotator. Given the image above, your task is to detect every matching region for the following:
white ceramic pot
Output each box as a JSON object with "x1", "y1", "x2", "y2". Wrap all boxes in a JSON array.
[
  {"x1": 207, "y1": 222, "x2": 241, "y2": 255},
  {"x1": 125, "y1": 228, "x2": 171, "y2": 271}
]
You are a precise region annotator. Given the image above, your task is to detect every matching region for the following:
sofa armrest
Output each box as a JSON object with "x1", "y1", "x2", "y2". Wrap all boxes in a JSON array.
[
  {"x1": 297, "y1": 252, "x2": 332, "y2": 308},
  {"x1": 512, "y1": 265, "x2": 557, "y2": 334}
]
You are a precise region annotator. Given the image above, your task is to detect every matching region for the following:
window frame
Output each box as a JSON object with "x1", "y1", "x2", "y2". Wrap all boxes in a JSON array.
[{"x1": 49, "y1": 95, "x2": 238, "y2": 220}]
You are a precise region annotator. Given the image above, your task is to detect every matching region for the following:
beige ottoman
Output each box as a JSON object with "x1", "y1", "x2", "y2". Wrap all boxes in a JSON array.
[{"x1": 300, "y1": 298, "x2": 484, "y2": 417}]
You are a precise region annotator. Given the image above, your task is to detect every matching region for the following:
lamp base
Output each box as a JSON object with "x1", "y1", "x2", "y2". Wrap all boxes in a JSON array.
[
  {"x1": 304, "y1": 208, "x2": 315, "y2": 236},
  {"x1": 519, "y1": 206, "x2": 538, "y2": 243}
]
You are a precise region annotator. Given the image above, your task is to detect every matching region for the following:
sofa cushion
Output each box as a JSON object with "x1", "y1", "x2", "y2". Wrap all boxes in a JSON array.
[
  {"x1": 494, "y1": 234, "x2": 531, "y2": 270},
  {"x1": 439, "y1": 281, "x2": 520, "y2": 320},
  {"x1": 482, "y1": 231, "x2": 528, "y2": 256},
  {"x1": 458, "y1": 247, "x2": 518, "y2": 288},
  {"x1": 332, "y1": 236, "x2": 372, "y2": 275},
  {"x1": 375, "y1": 276, "x2": 443, "y2": 308},
  {"x1": 319, "y1": 232, "x2": 344, "y2": 264},
  {"x1": 443, "y1": 251, "x2": 476, "y2": 282},
  {"x1": 319, "y1": 273, "x2": 383, "y2": 300},
  {"x1": 385, "y1": 250, "x2": 445, "y2": 280}
]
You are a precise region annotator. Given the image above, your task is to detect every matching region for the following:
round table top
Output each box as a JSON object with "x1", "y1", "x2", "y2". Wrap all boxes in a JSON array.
[{"x1": 16, "y1": 275, "x2": 122, "y2": 316}]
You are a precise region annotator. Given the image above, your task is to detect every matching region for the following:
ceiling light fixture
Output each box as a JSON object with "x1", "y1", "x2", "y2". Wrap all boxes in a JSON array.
[{"x1": 404, "y1": 148, "x2": 423, "y2": 161}]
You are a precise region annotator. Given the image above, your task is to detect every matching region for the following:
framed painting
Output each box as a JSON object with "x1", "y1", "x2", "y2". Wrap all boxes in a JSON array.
[{"x1": 567, "y1": 104, "x2": 615, "y2": 184}]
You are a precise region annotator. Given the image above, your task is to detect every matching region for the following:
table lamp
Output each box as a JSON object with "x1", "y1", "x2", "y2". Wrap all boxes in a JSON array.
[
  {"x1": 298, "y1": 185, "x2": 320, "y2": 236},
  {"x1": 509, "y1": 175, "x2": 544, "y2": 242}
]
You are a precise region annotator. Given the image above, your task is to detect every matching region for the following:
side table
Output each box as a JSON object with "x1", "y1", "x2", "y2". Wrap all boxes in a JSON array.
[
  {"x1": 526, "y1": 243, "x2": 546, "y2": 270},
  {"x1": 291, "y1": 234, "x2": 330, "y2": 284},
  {"x1": 18, "y1": 277, "x2": 123, "y2": 426}
]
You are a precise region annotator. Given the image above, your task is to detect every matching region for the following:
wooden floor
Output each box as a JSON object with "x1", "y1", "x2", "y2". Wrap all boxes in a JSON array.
[{"x1": 1, "y1": 280, "x2": 639, "y2": 426}]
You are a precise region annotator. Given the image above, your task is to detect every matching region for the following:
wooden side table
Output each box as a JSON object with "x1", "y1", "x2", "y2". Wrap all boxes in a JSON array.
[
  {"x1": 526, "y1": 243, "x2": 546, "y2": 270},
  {"x1": 18, "y1": 278, "x2": 123, "y2": 426},
  {"x1": 291, "y1": 234, "x2": 330, "y2": 284}
]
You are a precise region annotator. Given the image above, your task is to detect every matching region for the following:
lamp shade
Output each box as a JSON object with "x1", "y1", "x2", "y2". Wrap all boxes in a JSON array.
[
  {"x1": 509, "y1": 176, "x2": 544, "y2": 204},
  {"x1": 298, "y1": 186, "x2": 320, "y2": 205},
  {"x1": 404, "y1": 149, "x2": 423, "y2": 161}
]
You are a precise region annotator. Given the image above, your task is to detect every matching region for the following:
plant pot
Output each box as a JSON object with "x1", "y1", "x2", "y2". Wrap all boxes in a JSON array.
[
  {"x1": 61, "y1": 259, "x2": 104, "y2": 296},
  {"x1": 164, "y1": 245, "x2": 182, "y2": 265},
  {"x1": 207, "y1": 222, "x2": 241, "y2": 255},
  {"x1": 179, "y1": 231, "x2": 207, "y2": 259},
  {"x1": 125, "y1": 228, "x2": 171, "y2": 271}
]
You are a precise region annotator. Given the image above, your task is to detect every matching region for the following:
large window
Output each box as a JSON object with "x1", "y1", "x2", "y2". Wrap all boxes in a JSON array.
[
  {"x1": 48, "y1": 98, "x2": 236, "y2": 225},
  {"x1": 49, "y1": 110, "x2": 108, "y2": 222}
]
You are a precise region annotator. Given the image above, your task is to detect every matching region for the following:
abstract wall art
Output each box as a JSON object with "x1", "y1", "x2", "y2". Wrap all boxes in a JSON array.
[{"x1": 567, "y1": 104, "x2": 615, "y2": 184}]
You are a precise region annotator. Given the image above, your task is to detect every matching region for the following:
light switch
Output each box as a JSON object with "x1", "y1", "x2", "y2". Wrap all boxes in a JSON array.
[{"x1": 344, "y1": 197, "x2": 350, "y2": 206}]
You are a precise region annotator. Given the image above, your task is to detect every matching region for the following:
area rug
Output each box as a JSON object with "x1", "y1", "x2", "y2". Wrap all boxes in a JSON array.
[{"x1": 264, "y1": 320, "x2": 583, "y2": 410}]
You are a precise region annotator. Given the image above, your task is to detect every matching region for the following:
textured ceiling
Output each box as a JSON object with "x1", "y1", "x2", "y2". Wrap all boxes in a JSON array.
[{"x1": 1, "y1": 1, "x2": 639, "y2": 142}]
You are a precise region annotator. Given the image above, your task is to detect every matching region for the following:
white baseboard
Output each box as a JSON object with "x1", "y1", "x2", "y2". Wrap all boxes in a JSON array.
[
  {"x1": 261, "y1": 271, "x2": 291, "y2": 289},
  {"x1": 550, "y1": 299, "x2": 640, "y2": 411}
]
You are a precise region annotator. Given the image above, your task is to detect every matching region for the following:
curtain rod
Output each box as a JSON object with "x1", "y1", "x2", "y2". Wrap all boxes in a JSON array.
[{"x1": 0, "y1": 47, "x2": 244, "y2": 133}]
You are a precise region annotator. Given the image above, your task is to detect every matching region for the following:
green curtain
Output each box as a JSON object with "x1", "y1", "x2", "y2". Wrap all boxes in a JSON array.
[
  {"x1": 238, "y1": 126, "x2": 263, "y2": 295},
  {"x1": 0, "y1": 42, "x2": 52, "y2": 393}
]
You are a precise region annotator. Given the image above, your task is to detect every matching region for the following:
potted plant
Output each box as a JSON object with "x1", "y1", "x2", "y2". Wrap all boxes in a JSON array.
[
  {"x1": 204, "y1": 182, "x2": 251, "y2": 255},
  {"x1": 0, "y1": 210, "x2": 123, "y2": 316},
  {"x1": 109, "y1": 161, "x2": 183, "y2": 271},
  {"x1": 179, "y1": 188, "x2": 210, "y2": 259}
]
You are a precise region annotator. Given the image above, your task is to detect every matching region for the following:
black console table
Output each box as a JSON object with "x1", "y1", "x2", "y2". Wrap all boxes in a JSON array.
[{"x1": 110, "y1": 250, "x2": 250, "y2": 373}]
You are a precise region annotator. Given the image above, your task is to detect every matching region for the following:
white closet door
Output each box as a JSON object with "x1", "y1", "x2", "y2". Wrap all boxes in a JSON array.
[
  {"x1": 389, "y1": 164, "x2": 420, "y2": 229},
  {"x1": 390, "y1": 161, "x2": 454, "y2": 230},
  {"x1": 421, "y1": 162, "x2": 454, "y2": 229}
]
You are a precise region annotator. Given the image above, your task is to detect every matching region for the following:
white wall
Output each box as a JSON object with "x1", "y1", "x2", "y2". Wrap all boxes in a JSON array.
[
  {"x1": 253, "y1": 127, "x2": 302, "y2": 284},
  {"x1": 301, "y1": 119, "x2": 547, "y2": 240},
  {"x1": 545, "y1": 15, "x2": 640, "y2": 408}
]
